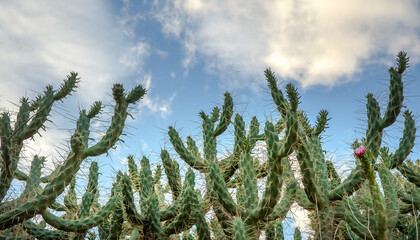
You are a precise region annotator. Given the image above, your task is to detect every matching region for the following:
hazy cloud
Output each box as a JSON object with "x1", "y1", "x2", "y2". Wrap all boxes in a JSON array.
[{"x1": 152, "y1": 0, "x2": 420, "y2": 89}]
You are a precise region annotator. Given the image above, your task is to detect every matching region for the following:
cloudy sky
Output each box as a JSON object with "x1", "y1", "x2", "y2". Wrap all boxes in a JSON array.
[{"x1": 1, "y1": 0, "x2": 420, "y2": 237}]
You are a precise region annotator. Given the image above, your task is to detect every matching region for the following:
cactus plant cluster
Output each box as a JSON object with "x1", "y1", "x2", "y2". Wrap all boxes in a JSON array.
[{"x1": 0, "y1": 52, "x2": 418, "y2": 239}]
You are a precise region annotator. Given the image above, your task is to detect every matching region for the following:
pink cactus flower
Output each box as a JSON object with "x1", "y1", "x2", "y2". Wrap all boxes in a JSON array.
[{"x1": 354, "y1": 145, "x2": 367, "y2": 157}]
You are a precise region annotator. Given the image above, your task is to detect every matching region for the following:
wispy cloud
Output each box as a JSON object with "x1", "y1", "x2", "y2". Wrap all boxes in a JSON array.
[
  {"x1": 136, "y1": 74, "x2": 176, "y2": 119},
  {"x1": 152, "y1": 0, "x2": 420, "y2": 89}
]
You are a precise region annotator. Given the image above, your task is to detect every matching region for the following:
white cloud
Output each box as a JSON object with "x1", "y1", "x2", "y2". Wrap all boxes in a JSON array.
[
  {"x1": 152, "y1": 0, "x2": 420, "y2": 89},
  {"x1": 136, "y1": 74, "x2": 176, "y2": 118}
]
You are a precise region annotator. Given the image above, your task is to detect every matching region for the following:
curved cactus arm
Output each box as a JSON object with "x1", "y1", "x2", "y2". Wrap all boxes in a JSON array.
[
  {"x1": 161, "y1": 150, "x2": 182, "y2": 200},
  {"x1": 328, "y1": 166, "x2": 365, "y2": 201},
  {"x1": 83, "y1": 84, "x2": 146, "y2": 157},
  {"x1": 397, "y1": 181, "x2": 420, "y2": 211},
  {"x1": 121, "y1": 174, "x2": 143, "y2": 226},
  {"x1": 264, "y1": 181, "x2": 298, "y2": 222},
  {"x1": 163, "y1": 186, "x2": 195, "y2": 235},
  {"x1": 387, "y1": 111, "x2": 416, "y2": 169},
  {"x1": 23, "y1": 220, "x2": 66, "y2": 240},
  {"x1": 380, "y1": 51, "x2": 408, "y2": 129},
  {"x1": 240, "y1": 153, "x2": 258, "y2": 210},
  {"x1": 0, "y1": 132, "x2": 85, "y2": 230},
  {"x1": 265, "y1": 69, "x2": 289, "y2": 118},
  {"x1": 397, "y1": 162, "x2": 420, "y2": 188},
  {"x1": 127, "y1": 155, "x2": 140, "y2": 192},
  {"x1": 208, "y1": 161, "x2": 241, "y2": 217},
  {"x1": 41, "y1": 196, "x2": 119, "y2": 232},
  {"x1": 168, "y1": 127, "x2": 206, "y2": 171},
  {"x1": 214, "y1": 92, "x2": 233, "y2": 137},
  {"x1": 148, "y1": 195, "x2": 169, "y2": 240},
  {"x1": 326, "y1": 161, "x2": 341, "y2": 189},
  {"x1": 77, "y1": 162, "x2": 99, "y2": 218}
]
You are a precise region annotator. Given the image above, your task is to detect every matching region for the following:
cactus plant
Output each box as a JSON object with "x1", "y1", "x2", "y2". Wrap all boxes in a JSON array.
[{"x1": 0, "y1": 73, "x2": 146, "y2": 237}]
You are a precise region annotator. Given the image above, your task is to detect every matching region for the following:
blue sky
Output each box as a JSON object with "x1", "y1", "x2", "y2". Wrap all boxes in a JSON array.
[{"x1": 1, "y1": 0, "x2": 420, "y2": 237}]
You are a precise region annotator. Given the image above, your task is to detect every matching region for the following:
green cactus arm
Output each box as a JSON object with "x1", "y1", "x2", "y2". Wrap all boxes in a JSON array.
[
  {"x1": 265, "y1": 69, "x2": 288, "y2": 118},
  {"x1": 264, "y1": 181, "x2": 298, "y2": 222},
  {"x1": 138, "y1": 157, "x2": 154, "y2": 212},
  {"x1": 358, "y1": 151, "x2": 388, "y2": 239},
  {"x1": 64, "y1": 178, "x2": 78, "y2": 211},
  {"x1": 148, "y1": 195, "x2": 169, "y2": 240},
  {"x1": 127, "y1": 155, "x2": 140, "y2": 192},
  {"x1": 83, "y1": 84, "x2": 146, "y2": 157},
  {"x1": 77, "y1": 162, "x2": 99, "y2": 218},
  {"x1": 313, "y1": 110, "x2": 329, "y2": 137},
  {"x1": 326, "y1": 161, "x2": 341, "y2": 189},
  {"x1": 397, "y1": 162, "x2": 420, "y2": 188},
  {"x1": 380, "y1": 52, "x2": 408, "y2": 129},
  {"x1": 163, "y1": 186, "x2": 195, "y2": 235},
  {"x1": 387, "y1": 111, "x2": 416, "y2": 169},
  {"x1": 377, "y1": 164, "x2": 399, "y2": 229},
  {"x1": 0, "y1": 132, "x2": 85, "y2": 230},
  {"x1": 214, "y1": 92, "x2": 233, "y2": 137},
  {"x1": 23, "y1": 220, "x2": 66, "y2": 240},
  {"x1": 50, "y1": 202, "x2": 67, "y2": 212},
  {"x1": 240, "y1": 153, "x2": 258, "y2": 210},
  {"x1": 41, "y1": 195, "x2": 119, "y2": 232},
  {"x1": 190, "y1": 188, "x2": 211, "y2": 240},
  {"x1": 208, "y1": 161, "x2": 241, "y2": 217},
  {"x1": 233, "y1": 218, "x2": 246, "y2": 240},
  {"x1": 161, "y1": 150, "x2": 182, "y2": 200},
  {"x1": 328, "y1": 166, "x2": 365, "y2": 201},
  {"x1": 121, "y1": 174, "x2": 143, "y2": 226},
  {"x1": 168, "y1": 127, "x2": 207, "y2": 171}
]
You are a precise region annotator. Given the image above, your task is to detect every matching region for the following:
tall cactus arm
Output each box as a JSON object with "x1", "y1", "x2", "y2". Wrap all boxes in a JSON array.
[
  {"x1": 127, "y1": 155, "x2": 140, "y2": 192},
  {"x1": 380, "y1": 51, "x2": 407, "y2": 129},
  {"x1": 168, "y1": 127, "x2": 206, "y2": 171},
  {"x1": 387, "y1": 111, "x2": 416, "y2": 169},
  {"x1": 41, "y1": 195, "x2": 119, "y2": 233},
  {"x1": 214, "y1": 92, "x2": 233, "y2": 137},
  {"x1": 161, "y1": 149, "x2": 182, "y2": 200},
  {"x1": 83, "y1": 84, "x2": 146, "y2": 157},
  {"x1": 263, "y1": 181, "x2": 298, "y2": 223},
  {"x1": 265, "y1": 69, "x2": 288, "y2": 118},
  {"x1": 377, "y1": 164, "x2": 399, "y2": 230},
  {"x1": 148, "y1": 195, "x2": 168, "y2": 240},
  {"x1": 240, "y1": 153, "x2": 258, "y2": 211},
  {"x1": 209, "y1": 161, "x2": 241, "y2": 217},
  {"x1": 121, "y1": 174, "x2": 143, "y2": 226}
]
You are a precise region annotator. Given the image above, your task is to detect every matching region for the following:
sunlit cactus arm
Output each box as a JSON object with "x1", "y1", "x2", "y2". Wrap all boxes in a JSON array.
[
  {"x1": 328, "y1": 166, "x2": 365, "y2": 201},
  {"x1": 377, "y1": 164, "x2": 399, "y2": 230},
  {"x1": 127, "y1": 155, "x2": 140, "y2": 192},
  {"x1": 83, "y1": 84, "x2": 146, "y2": 157},
  {"x1": 263, "y1": 181, "x2": 298, "y2": 223},
  {"x1": 161, "y1": 149, "x2": 182, "y2": 200},
  {"x1": 121, "y1": 174, "x2": 143, "y2": 226},
  {"x1": 208, "y1": 161, "x2": 241, "y2": 217},
  {"x1": 213, "y1": 92, "x2": 234, "y2": 137},
  {"x1": 168, "y1": 127, "x2": 207, "y2": 171},
  {"x1": 386, "y1": 111, "x2": 416, "y2": 169}
]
